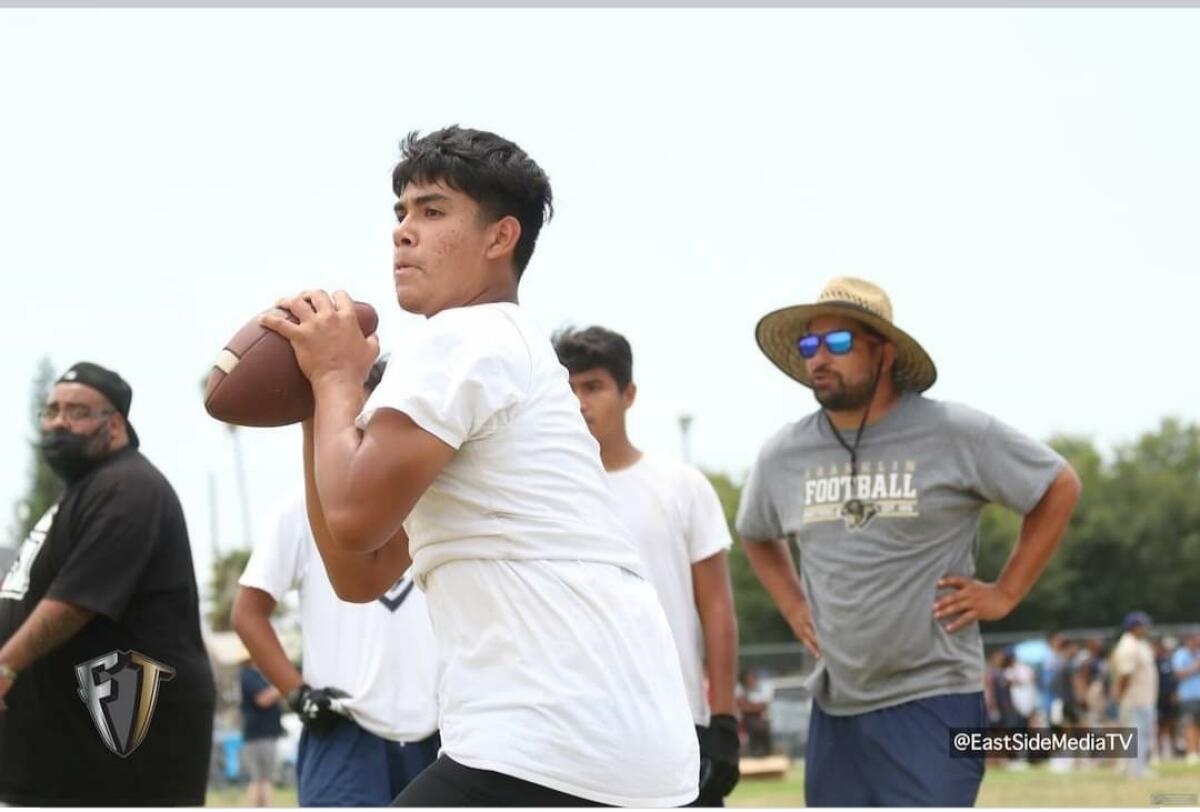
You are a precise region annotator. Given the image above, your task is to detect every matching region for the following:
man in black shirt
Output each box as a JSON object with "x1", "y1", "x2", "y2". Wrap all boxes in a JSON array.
[{"x1": 0, "y1": 361, "x2": 215, "y2": 806}]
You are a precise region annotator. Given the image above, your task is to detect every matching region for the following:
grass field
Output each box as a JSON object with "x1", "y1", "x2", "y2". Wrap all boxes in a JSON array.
[
  {"x1": 207, "y1": 785, "x2": 298, "y2": 807},
  {"x1": 206, "y1": 760, "x2": 1200, "y2": 807},
  {"x1": 725, "y1": 760, "x2": 1200, "y2": 808}
]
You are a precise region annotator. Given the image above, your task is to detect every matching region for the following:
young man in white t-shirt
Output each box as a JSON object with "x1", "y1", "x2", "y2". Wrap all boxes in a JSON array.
[
  {"x1": 553, "y1": 326, "x2": 742, "y2": 806},
  {"x1": 260, "y1": 126, "x2": 699, "y2": 806},
  {"x1": 231, "y1": 357, "x2": 441, "y2": 806}
]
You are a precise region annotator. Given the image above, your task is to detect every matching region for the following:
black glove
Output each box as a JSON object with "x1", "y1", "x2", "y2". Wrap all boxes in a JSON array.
[
  {"x1": 286, "y1": 684, "x2": 349, "y2": 735},
  {"x1": 699, "y1": 714, "x2": 741, "y2": 800}
]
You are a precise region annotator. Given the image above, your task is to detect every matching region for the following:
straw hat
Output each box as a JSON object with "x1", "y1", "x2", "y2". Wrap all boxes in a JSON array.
[{"x1": 755, "y1": 277, "x2": 937, "y2": 392}]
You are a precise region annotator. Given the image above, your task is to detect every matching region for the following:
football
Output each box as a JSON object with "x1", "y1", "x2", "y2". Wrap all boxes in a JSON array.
[{"x1": 204, "y1": 301, "x2": 379, "y2": 427}]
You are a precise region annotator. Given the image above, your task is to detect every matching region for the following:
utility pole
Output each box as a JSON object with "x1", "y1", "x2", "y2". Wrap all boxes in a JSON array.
[
  {"x1": 208, "y1": 471, "x2": 220, "y2": 558},
  {"x1": 227, "y1": 425, "x2": 253, "y2": 550}
]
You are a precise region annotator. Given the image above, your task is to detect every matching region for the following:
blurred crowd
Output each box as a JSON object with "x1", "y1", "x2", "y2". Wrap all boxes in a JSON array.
[{"x1": 984, "y1": 614, "x2": 1200, "y2": 778}]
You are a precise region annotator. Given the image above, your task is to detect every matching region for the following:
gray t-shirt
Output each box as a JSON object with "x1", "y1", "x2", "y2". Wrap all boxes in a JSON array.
[{"x1": 736, "y1": 393, "x2": 1065, "y2": 716}]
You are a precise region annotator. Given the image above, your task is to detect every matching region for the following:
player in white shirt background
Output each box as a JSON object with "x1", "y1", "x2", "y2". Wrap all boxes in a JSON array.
[
  {"x1": 260, "y1": 126, "x2": 699, "y2": 806},
  {"x1": 232, "y1": 357, "x2": 441, "y2": 806},
  {"x1": 554, "y1": 325, "x2": 742, "y2": 807}
]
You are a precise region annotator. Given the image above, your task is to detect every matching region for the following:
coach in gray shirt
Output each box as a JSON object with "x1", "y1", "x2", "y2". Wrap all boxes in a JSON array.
[{"x1": 738, "y1": 277, "x2": 1080, "y2": 806}]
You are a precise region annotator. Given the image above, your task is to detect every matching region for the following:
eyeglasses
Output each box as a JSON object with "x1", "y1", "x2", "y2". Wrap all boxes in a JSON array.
[
  {"x1": 797, "y1": 329, "x2": 857, "y2": 359},
  {"x1": 38, "y1": 404, "x2": 114, "y2": 423}
]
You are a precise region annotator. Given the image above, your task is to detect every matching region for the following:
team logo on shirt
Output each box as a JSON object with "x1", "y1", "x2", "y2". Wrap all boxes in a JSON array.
[
  {"x1": 840, "y1": 498, "x2": 881, "y2": 529},
  {"x1": 802, "y1": 460, "x2": 920, "y2": 530},
  {"x1": 75, "y1": 650, "x2": 176, "y2": 758}
]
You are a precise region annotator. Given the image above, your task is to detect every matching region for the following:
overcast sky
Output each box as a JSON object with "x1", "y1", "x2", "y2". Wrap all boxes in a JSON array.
[{"x1": 2, "y1": 9, "x2": 1197, "y2": 599}]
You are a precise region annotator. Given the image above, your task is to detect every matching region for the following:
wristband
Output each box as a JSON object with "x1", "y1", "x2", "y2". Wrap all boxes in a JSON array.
[{"x1": 286, "y1": 684, "x2": 308, "y2": 711}]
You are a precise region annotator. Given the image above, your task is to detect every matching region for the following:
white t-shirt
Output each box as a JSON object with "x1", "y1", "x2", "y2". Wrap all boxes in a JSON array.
[
  {"x1": 737, "y1": 678, "x2": 775, "y2": 708},
  {"x1": 607, "y1": 454, "x2": 732, "y2": 726},
  {"x1": 356, "y1": 302, "x2": 699, "y2": 807},
  {"x1": 1006, "y1": 661, "x2": 1040, "y2": 718},
  {"x1": 239, "y1": 497, "x2": 440, "y2": 743}
]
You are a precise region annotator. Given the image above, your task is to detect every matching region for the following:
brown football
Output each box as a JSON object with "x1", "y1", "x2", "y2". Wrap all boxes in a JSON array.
[{"x1": 204, "y1": 301, "x2": 379, "y2": 427}]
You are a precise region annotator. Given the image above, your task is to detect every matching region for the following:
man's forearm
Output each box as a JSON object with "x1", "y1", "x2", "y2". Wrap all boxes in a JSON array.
[
  {"x1": 303, "y1": 421, "x2": 411, "y2": 603},
  {"x1": 231, "y1": 587, "x2": 303, "y2": 697},
  {"x1": 742, "y1": 538, "x2": 808, "y2": 624},
  {"x1": 693, "y1": 553, "x2": 739, "y2": 717},
  {"x1": 311, "y1": 375, "x2": 371, "y2": 544},
  {"x1": 699, "y1": 597, "x2": 738, "y2": 717},
  {"x1": 0, "y1": 598, "x2": 94, "y2": 672},
  {"x1": 995, "y1": 465, "x2": 1081, "y2": 604},
  {"x1": 248, "y1": 634, "x2": 303, "y2": 698},
  {"x1": 1115, "y1": 674, "x2": 1130, "y2": 702},
  {"x1": 255, "y1": 685, "x2": 283, "y2": 709}
]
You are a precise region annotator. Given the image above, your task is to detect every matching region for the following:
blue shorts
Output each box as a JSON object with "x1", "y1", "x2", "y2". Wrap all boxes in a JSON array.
[
  {"x1": 805, "y1": 692, "x2": 986, "y2": 807},
  {"x1": 297, "y1": 716, "x2": 440, "y2": 806}
]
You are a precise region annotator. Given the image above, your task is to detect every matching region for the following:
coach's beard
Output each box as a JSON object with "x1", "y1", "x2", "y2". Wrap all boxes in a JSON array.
[{"x1": 813, "y1": 375, "x2": 874, "y2": 411}]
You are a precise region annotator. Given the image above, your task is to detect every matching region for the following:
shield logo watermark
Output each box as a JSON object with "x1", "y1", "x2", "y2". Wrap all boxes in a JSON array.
[{"x1": 75, "y1": 650, "x2": 175, "y2": 758}]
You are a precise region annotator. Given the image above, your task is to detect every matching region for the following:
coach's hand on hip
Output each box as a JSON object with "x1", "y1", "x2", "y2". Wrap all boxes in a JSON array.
[
  {"x1": 933, "y1": 577, "x2": 1017, "y2": 633},
  {"x1": 262, "y1": 289, "x2": 379, "y2": 390},
  {"x1": 784, "y1": 598, "x2": 821, "y2": 658}
]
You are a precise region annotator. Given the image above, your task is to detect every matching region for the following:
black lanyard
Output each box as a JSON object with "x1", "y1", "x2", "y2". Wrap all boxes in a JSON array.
[
  {"x1": 823, "y1": 356, "x2": 885, "y2": 480},
  {"x1": 825, "y1": 406, "x2": 871, "y2": 480}
]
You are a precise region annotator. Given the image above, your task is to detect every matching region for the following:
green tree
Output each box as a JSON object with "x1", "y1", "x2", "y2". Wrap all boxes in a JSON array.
[
  {"x1": 1104, "y1": 418, "x2": 1200, "y2": 625},
  {"x1": 705, "y1": 471, "x2": 795, "y2": 645},
  {"x1": 8, "y1": 357, "x2": 62, "y2": 546},
  {"x1": 975, "y1": 421, "x2": 1200, "y2": 631},
  {"x1": 208, "y1": 548, "x2": 251, "y2": 631},
  {"x1": 974, "y1": 434, "x2": 1103, "y2": 631}
]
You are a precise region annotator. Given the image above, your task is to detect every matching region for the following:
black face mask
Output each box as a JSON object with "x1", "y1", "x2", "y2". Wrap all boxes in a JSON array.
[{"x1": 39, "y1": 426, "x2": 108, "y2": 483}]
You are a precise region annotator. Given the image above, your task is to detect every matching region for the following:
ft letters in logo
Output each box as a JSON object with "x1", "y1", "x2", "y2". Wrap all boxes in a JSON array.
[{"x1": 75, "y1": 650, "x2": 175, "y2": 758}]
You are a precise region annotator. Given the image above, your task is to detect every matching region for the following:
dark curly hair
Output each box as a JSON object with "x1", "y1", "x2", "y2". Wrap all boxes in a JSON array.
[
  {"x1": 392, "y1": 126, "x2": 554, "y2": 276},
  {"x1": 551, "y1": 326, "x2": 633, "y2": 391}
]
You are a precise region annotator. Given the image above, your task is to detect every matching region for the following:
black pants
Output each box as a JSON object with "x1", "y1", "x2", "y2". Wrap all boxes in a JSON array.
[{"x1": 392, "y1": 754, "x2": 604, "y2": 807}]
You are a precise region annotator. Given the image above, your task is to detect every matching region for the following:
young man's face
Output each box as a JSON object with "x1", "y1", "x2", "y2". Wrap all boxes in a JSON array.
[
  {"x1": 803, "y1": 315, "x2": 890, "y2": 411},
  {"x1": 392, "y1": 180, "x2": 504, "y2": 317},
  {"x1": 567, "y1": 367, "x2": 634, "y2": 447}
]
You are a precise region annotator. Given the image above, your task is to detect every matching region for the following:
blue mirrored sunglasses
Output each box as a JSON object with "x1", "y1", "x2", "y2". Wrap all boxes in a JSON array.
[{"x1": 797, "y1": 329, "x2": 855, "y2": 359}]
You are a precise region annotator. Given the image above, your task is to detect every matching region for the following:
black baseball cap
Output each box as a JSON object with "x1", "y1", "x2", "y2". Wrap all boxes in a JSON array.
[{"x1": 56, "y1": 362, "x2": 140, "y2": 448}]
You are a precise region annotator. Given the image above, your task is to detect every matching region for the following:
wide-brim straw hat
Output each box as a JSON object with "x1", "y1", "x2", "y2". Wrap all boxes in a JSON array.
[{"x1": 755, "y1": 276, "x2": 937, "y2": 392}]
